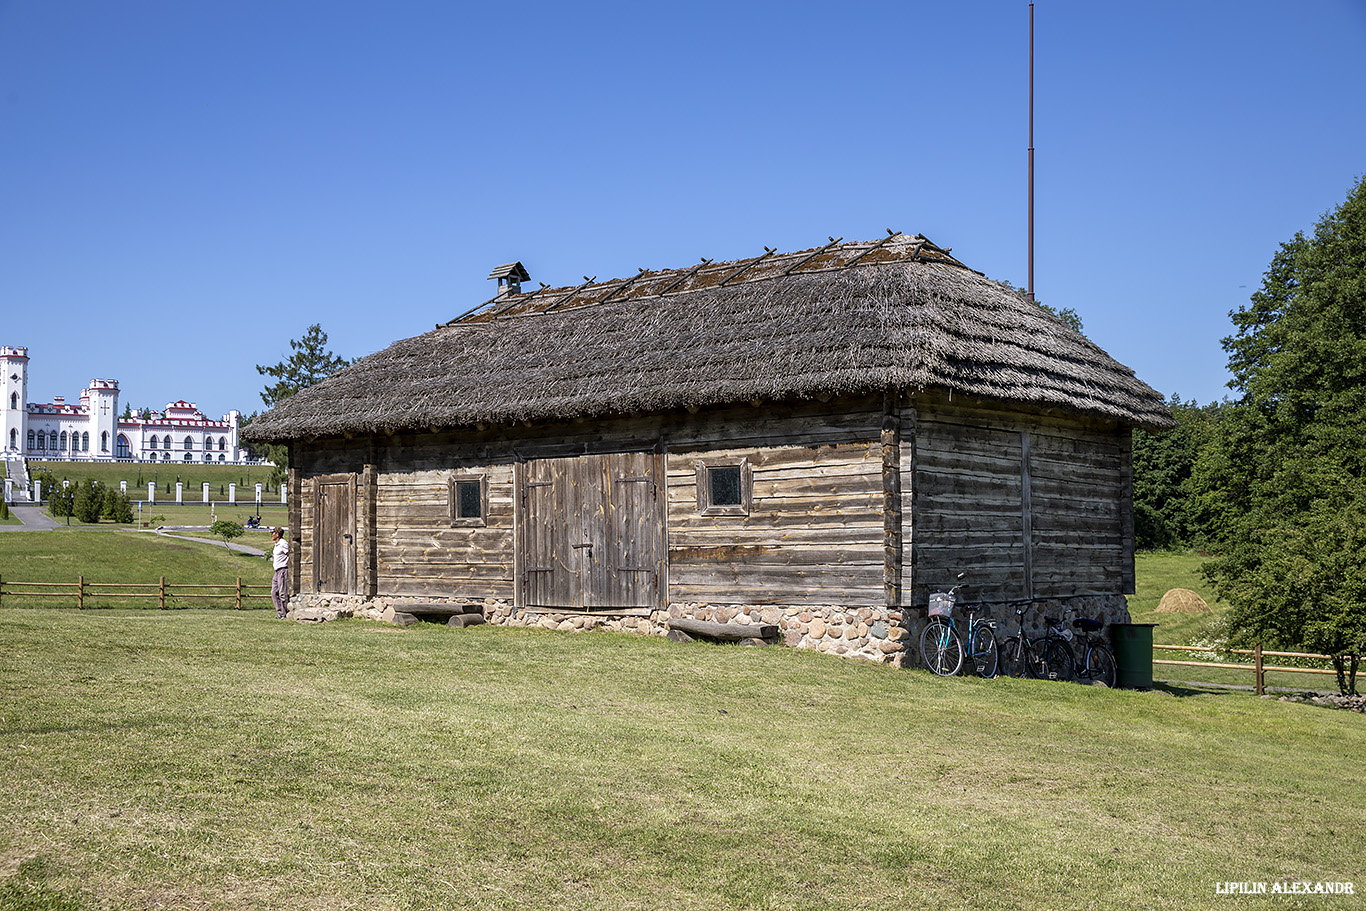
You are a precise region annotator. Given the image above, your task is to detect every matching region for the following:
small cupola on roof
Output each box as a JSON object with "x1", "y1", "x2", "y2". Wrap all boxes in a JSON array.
[{"x1": 488, "y1": 262, "x2": 530, "y2": 297}]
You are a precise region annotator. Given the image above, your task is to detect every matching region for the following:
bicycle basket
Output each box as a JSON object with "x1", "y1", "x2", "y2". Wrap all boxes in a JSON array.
[{"x1": 928, "y1": 592, "x2": 955, "y2": 617}]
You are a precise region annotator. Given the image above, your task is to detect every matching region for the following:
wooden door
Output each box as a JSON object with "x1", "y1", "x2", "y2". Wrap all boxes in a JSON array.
[
  {"x1": 519, "y1": 452, "x2": 663, "y2": 610},
  {"x1": 314, "y1": 474, "x2": 356, "y2": 594}
]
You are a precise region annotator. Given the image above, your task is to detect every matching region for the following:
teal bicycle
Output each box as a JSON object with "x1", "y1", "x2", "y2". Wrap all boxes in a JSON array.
[{"x1": 920, "y1": 577, "x2": 999, "y2": 677}]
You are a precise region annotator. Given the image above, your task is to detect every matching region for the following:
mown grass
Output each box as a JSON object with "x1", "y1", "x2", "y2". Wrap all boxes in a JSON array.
[{"x1": 1, "y1": 611, "x2": 1362, "y2": 911}]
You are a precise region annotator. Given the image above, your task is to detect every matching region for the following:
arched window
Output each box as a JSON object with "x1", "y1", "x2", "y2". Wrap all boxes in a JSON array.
[
  {"x1": 149, "y1": 435, "x2": 158, "y2": 450},
  {"x1": 8, "y1": 392, "x2": 16, "y2": 409},
  {"x1": 183, "y1": 453, "x2": 192, "y2": 462},
  {"x1": 101, "y1": 431, "x2": 108, "y2": 452},
  {"x1": 116, "y1": 435, "x2": 130, "y2": 459},
  {"x1": 218, "y1": 437, "x2": 227, "y2": 451},
  {"x1": 9, "y1": 428, "x2": 16, "y2": 449},
  {"x1": 203, "y1": 437, "x2": 210, "y2": 451},
  {"x1": 60, "y1": 431, "x2": 68, "y2": 451},
  {"x1": 82, "y1": 432, "x2": 89, "y2": 451},
  {"x1": 218, "y1": 454, "x2": 225, "y2": 462},
  {"x1": 49, "y1": 431, "x2": 58, "y2": 450},
  {"x1": 183, "y1": 435, "x2": 193, "y2": 450},
  {"x1": 28, "y1": 429, "x2": 36, "y2": 450},
  {"x1": 162, "y1": 452, "x2": 170, "y2": 462}
]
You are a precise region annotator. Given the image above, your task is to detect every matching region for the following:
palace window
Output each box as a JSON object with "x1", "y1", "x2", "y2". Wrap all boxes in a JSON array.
[
  {"x1": 60, "y1": 431, "x2": 68, "y2": 451},
  {"x1": 100, "y1": 431, "x2": 108, "y2": 452},
  {"x1": 696, "y1": 458, "x2": 752, "y2": 517},
  {"x1": 9, "y1": 392, "x2": 16, "y2": 409},
  {"x1": 82, "y1": 432, "x2": 89, "y2": 451},
  {"x1": 183, "y1": 435, "x2": 193, "y2": 450},
  {"x1": 219, "y1": 437, "x2": 227, "y2": 451},
  {"x1": 116, "y1": 435, "x2": 130, "y2": 460},
  {"x1": 149, "y1": 435, "x2": 158, "y2": 450},
  {"x1": 28, "y1": 430, "x2": 37, "y2": 450},
  {"x1": 49, "y1": 431, "x2": 58, "y2": 450}
]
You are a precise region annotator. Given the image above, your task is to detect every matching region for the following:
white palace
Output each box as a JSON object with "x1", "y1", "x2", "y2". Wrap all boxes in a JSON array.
[{"x1": 2, "y1": 345, "x2": 249, "y2": 464}]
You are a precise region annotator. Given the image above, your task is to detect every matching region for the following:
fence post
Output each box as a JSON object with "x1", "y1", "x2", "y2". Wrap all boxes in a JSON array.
[
  {"x1": 160, "y1": 576, "x2": 166, "y2": 610},
  {"x1": 78, "y1": 575, "x2": 84, "y2": 610},
  {"x1": 1254, "y1": 642, "x2": 1264, "y2": 696},
  {"x1": 236, "y1": 577, "x2": 242, "y2": 611}
]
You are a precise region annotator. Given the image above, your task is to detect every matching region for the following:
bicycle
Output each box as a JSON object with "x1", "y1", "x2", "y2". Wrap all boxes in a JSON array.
[
  {"x1": 1065, "y1": 608, "x2": 1117, "y2": 687},
  {"x1": 919, "y1": 578, "x2": 999, "y2": 677},
  {"x1": 998, "y1": 603, "x2": 1036, "y2": 679},
  {"x1": 999, "y1": 601, "x2": 1074, "y2": 681}
]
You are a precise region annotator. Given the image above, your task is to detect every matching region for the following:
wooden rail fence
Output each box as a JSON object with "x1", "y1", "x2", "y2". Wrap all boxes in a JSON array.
[
  {"x1": 1153, "y1": 643, "x2": 1341, "y2": 695},
  {"x1": 0, "y1": 575, "x2": 271, "y2": 610}
]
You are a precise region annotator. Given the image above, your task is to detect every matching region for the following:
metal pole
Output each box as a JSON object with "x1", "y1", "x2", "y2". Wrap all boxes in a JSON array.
[{"x1": 1028, "y1": 1, "x2": 1035, "y2": 302}]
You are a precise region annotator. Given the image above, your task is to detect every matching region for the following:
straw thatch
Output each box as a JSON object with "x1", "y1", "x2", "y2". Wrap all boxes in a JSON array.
[{"x1": 246, "y1": 234, "x2": 1174, "y2": 443}]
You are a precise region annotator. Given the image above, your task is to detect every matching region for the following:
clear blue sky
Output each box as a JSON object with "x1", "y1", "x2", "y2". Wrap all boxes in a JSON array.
[{"x1": 3, "y1": 0, "x2": 1364, "y2": 421}]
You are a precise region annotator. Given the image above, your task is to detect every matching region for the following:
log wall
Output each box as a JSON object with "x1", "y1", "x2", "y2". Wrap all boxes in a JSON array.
[
  {"x1": 905, "y1": 397, "x2": 1132, "y2": 606},
  {"x1": 288, "y1": 394, "x2": 1132, "y2": 616}
]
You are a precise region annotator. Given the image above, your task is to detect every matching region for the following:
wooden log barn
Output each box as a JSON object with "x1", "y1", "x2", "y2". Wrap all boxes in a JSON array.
[{"x1": 244, "y1": 234, "x2": 1174, "y2": 664}]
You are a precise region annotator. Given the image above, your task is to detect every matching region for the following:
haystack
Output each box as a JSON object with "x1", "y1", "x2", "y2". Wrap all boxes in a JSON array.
[{"x1": 1156, "y1": 588, "x2": 1210, "y2": 613}]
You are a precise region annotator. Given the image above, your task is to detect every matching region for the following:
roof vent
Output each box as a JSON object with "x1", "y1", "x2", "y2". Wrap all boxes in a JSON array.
[{"x1": 487, "y1": 261, "x2": 530, "y2": 297}]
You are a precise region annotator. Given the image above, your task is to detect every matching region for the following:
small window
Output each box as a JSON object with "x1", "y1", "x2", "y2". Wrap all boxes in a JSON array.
[
  {"x1": 696, "y1": 458, "x2": 751, "y2": 516},
  {"x1": 448, "y1": 474, "x2": 487, "y2": 527}
]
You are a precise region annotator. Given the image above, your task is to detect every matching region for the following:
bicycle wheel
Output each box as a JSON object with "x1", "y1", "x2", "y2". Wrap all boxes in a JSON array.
[
  {"x1": 1037, "y1": 639, "x2": 1075, "y2": 681},
  {"x1": 919, "y1": 619, "x2": 964, "y2": 676},
  {"x1": 969, "y1": 625, "x2": 999, "y2": 677},
  {"x1": 1085, "y1": 644, "x2": 1117, "y2": 688},
  {"x1": 1000, "y1": 636, "x2": 1031, "y2": 678}
]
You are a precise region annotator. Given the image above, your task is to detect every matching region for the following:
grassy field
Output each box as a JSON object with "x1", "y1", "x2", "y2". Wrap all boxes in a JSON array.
[
  {"x1": 2, "y1": 612, "x2": 1364, "y2": 911},
  {"x1": 1125, "y1": 551, "x2": 1338, "y2": 692},
  {"x1": 0, "y1": 529, "x2": 273, "y2": 609}
]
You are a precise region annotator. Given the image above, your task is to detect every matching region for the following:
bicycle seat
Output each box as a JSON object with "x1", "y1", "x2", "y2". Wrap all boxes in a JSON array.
[
  {"x1": 1073, "y1": 617, "x2": 1103, "y2": 633},
  {"x1": 1043, "y1": 615, "x2": 1063, "y2": 627}
]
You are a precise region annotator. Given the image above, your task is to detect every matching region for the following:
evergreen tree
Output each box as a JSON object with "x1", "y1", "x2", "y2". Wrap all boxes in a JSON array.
[
  {"x1": 73, "y1": 480, "x2": 104, "y2": 524},
  {"x1": 254, "y1": 324, "x2": 352, "y2": 487}
]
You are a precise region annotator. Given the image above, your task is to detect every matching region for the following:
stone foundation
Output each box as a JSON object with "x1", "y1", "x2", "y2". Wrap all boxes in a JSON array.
[{"x1": 283, "y1": 591, "x2": 1131, "y2": 668}]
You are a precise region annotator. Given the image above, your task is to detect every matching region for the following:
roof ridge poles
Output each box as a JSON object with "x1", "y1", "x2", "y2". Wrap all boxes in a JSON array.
[
  {"x1": 783, "y1": 236, "x2": 844, "y2": 275},
  {"x1": 842, "y1": 229, "x2": 903, "y2": 268},
  {"x1": 651, "y1": 258, "x2": 714, "y2": 298},
  {"x1": 541, "y1": 276, "x2": 599, "y2": 313},
  {"x1": 593, "y1": 267, "x2": 650, "y2": 306},
  {"x1": 717, "y1": 246, "x2": 778, "y2": 287}
]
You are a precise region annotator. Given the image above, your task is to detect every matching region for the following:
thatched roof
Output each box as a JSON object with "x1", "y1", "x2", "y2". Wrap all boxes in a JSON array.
[{"x1": 246, "y1": 234, "x2": 1174, "y2": 443}]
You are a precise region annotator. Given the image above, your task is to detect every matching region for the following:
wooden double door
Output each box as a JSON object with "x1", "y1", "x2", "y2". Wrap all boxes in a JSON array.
[{"x1": 518, "y1": 452, "x2": 665, "y2": 610}]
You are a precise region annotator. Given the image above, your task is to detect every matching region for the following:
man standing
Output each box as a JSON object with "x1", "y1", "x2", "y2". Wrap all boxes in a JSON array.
[{"x1": 269, "y1": 526, "x2": 289, "y2": 619}]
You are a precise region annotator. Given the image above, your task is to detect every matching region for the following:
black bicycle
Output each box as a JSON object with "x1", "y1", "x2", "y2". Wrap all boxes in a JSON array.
[
  {"x1": 999, "y1": 601, "x2": 1074, "y2": 681},
  {"x1": 1065, "y1": 608, "x2": 1117, "y2": 687}
]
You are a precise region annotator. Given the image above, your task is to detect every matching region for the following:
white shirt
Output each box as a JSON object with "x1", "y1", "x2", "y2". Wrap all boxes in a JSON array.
[{"x1": 272, "y1": 536, "x2": 289, "y2": 570}]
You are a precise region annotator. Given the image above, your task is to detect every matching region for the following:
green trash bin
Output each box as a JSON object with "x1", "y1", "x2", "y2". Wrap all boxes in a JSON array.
[{"x1": 1111, "y1": 623, "x2": 1156, "y2": 689}]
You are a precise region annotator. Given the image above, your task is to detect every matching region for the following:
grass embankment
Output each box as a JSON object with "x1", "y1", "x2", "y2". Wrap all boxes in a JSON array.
[
  {"x1": 26, "y1": 461, "x2": 281, "y2": 500},
  {"x1": 2, "y1": 613, "x2": 1363, "y2": 911},
  {"x1": 0, "y1": 530, "x2": 272, "y2": 608}
]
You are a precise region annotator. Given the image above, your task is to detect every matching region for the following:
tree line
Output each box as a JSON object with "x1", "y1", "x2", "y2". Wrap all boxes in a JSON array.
[{"x1": 1131, "y1": 175, "x2": 1365, "y2": 681}]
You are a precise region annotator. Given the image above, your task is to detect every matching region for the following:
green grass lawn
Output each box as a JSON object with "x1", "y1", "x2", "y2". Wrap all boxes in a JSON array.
[
  {"x1": 0, "y1": 529, "x2": 273, "y2": 609},
  {"x1": 1, "y1": 611, "x2": 1362, "y2": 911}
]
